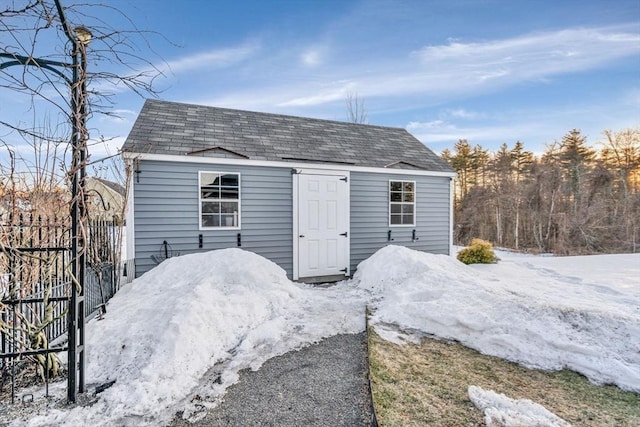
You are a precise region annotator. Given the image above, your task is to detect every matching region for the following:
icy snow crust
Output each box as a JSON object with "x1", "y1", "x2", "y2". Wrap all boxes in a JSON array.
[
  {"x1": 16, "y1": 245, "x2": 640, "y2": 426},
  {"x1": 468, "y1": 385, "x2": 571, "y2": 427},
  {"x1": 357, "y1": 246, "x2": 640, "y2": 393}
]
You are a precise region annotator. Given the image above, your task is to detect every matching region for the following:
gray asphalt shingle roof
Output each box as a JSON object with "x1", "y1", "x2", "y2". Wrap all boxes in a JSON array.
[
  {"x1": 122, "y1": 99, "x2": 453, "y2": 172},
  {"x1": 91, "y1": 177, "x2": 125, "y2": 197}
]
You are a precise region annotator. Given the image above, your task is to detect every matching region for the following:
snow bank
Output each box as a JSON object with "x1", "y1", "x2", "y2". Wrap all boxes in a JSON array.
[
  {"x1": 355, "y1": 245, "x2": 640, "y2": 392},
  {"x1": 468, "y1": 385, "x2": 571, "y2": 427},
  {"x1": 14, "y1": 245, "x2": 640, "y2": 426},
  {"x1": 26, "y1": 249, "x2": 365, "y2": 426}
]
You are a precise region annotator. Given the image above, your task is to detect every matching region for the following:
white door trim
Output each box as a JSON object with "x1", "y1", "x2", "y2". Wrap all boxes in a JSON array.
[{"x1": 293, "y1": 168, "x2": 350, "y2": 280}]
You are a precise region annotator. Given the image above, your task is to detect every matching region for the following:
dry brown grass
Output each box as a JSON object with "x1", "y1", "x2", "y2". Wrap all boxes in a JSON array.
[{"x1": 368, "y1": 330, "x2": 640, "y2": 427}]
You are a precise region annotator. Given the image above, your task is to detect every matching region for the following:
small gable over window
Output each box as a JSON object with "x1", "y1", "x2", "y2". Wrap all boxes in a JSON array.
[
  {"x1": 188, "y1": 147, "x2": 249, "y2": 159},
  {"x1": 384, "y1": 160, "x2": 425, "y2": 170}
]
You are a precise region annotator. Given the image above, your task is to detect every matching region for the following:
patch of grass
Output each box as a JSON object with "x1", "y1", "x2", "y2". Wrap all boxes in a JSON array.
[{"x1": 368, "y1": 329, "x2": 640, "y2": 426}]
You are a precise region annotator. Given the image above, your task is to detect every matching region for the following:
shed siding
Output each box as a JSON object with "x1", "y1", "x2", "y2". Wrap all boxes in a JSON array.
[
  {"x1": 133, "y1": 160, "x2": 293, "y2": 277},
  {"x1": 350, "y1": 172, "x2": 451, "y2": 273}
]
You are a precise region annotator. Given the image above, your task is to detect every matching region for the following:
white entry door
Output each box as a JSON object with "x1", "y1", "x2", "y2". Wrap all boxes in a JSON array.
[{"x1": 296, "y1": 172, "x2": 350, "y2": 279}]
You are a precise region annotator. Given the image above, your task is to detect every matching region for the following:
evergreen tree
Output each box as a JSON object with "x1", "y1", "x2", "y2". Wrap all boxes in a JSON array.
[
  {"x1": 450, "y1": 139, "x2": 473, "y2": 200},
  {"x1": 560, "y1": 129, "x2": 595, "y2": 202}
]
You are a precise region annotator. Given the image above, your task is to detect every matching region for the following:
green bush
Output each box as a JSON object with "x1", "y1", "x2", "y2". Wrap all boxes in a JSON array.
[{"x1": 457, "y1": 238, "x2": 499, "y2": 265}]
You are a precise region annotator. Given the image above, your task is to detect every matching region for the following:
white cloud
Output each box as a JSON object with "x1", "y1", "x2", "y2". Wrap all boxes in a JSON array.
[
  {"x1": 166, "y1": 23, "x2": 640, "y2": 152},
  {"x1": 405, "y1": 99, "x2": 640, "y2": 153},
  {"x1": 407, "y1": 119, "x2": 450, "y2": 131},
  {"x1": 446, "y1": 108, "x2": 484, "y2": 120},
  {"x1": 407, "y1": 119, "x2": 500, "y2": 142},
  {"x1": 163, "y1": 42, "x2": 259, "y2": 74},
  {"x1": 87, "y1": 135, "x2": 126, "y2": 161},
  {"x1": 411, "y1": 25, "x2": 640, "y2": 87},
  {"x1": 201, "y1": 25, "x2": 639, "y2": 111},
  {"x1": 278, "y1": 90, "x2": 345, "y2": 107},
  {"x1": 414, "y1": 26, "x2": 640, "y2": 61},
  {"x1": 301, "y1": 48, "x2": 323, "y2": 67},
  {"x1": 406, "y1": 119, "x2": 553, "y2": 153},
  {"x1": 278, "y1": 80, "x2": 355, "y2": 107}
]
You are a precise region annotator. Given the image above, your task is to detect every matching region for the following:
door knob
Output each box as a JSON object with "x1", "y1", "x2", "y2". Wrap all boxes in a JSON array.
[{"x1": 299, "y1": 235, "x2": 305, "y2": 238}]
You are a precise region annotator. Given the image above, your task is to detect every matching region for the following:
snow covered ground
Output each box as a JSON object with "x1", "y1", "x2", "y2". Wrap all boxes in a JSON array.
[
  {"x1": 360, "y1": 246, "x2": 640, "y2": 392},
  {"x1": 8, "y1": 245, "x2": 640, "y2": 426},
  {"x1": 468, "y1": 385, "x2": 571, "y2": 427}
]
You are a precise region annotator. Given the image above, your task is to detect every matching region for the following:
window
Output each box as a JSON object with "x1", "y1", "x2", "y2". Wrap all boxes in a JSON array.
[
  {"x1": 199, "y1": 172, "x2": 240, "y2": 229},
  {"x1": 389, "y1": 180, "x2": 415, "y2": 226}
]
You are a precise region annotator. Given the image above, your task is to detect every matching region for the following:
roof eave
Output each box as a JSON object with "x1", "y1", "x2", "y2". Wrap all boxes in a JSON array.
[{"x1": 121, "y1": 151, "x2": 456, "y2": 178}]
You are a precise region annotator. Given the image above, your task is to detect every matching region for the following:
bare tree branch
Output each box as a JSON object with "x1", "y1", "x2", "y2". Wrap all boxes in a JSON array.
[{"x1": 345, "y1": 91, "x2": 368, "y2": 124}]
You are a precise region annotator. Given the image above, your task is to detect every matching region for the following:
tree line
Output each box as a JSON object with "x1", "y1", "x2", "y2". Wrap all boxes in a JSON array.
[{"x1": 441, "y1": 128, "x2": 640, "y2": 255}]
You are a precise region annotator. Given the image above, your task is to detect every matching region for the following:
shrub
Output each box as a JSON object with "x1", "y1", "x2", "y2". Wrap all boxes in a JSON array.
[{"x1": 457, "y1": 238, "x2": 499, "y2": 265}]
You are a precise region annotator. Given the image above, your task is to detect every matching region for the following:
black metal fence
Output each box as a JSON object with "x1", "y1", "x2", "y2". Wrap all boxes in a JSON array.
[
  {"x1": 0, "y1": 214, "x2": 122, "y2": 401},
  {"x1": 85, "y1": 217, "x2": 121, "y2": 316}
]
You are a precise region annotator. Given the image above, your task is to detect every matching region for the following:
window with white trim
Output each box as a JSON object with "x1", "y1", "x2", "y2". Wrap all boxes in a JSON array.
[
  {"x1": 199, "y1": 172, "x2": 240, "y2": 228},
  {"x1": 389, "y1": 180, "x2": 415, "y2": 226}
]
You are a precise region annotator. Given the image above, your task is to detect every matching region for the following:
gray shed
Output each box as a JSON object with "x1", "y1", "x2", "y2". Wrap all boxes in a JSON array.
[{"x1": 122, "y1": 99, "x2": 455, "y2": 282}]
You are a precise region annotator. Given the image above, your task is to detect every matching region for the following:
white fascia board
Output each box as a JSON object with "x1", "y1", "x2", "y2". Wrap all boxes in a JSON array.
[{"x1": 122, "y1": 151, "x2": 456, "y2": 178}]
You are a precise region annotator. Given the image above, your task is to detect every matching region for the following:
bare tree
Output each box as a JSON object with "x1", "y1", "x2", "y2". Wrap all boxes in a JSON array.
[
  {"x1": 0, "y1": 0, "x2": 164, "y2": 383},
  {"x1": 442, "y1": 128, "x2": 639, "y2": 254},
  {"x1": 345, "y1": 91, "x2": 368, "y2": 124}
]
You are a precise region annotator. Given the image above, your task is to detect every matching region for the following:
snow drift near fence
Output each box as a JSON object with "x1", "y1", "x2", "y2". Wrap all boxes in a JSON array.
[
  {"x1": 355, "y1": 245, "x2": 640, "y2": 393},
  {"x1": 26, "y1": 248, "x2": 366, "y2": 427},
  {"x1": 15, "y1": 245, "x2": 640, "y2": 426}
]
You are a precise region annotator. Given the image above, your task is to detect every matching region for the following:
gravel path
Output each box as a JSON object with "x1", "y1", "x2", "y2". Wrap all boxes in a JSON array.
[{"x1": 171, "y1": 332, "x2": 374, "y2": 427}]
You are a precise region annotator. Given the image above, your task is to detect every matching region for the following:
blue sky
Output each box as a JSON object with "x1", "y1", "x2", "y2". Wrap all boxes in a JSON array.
[{"x1": 2, "y1": 0, "x2": 640, "y2": 166}]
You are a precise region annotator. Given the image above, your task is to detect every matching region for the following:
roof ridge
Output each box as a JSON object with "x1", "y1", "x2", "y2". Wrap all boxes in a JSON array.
[{"x1": 144, "y1": 98, "x2": 408, "y2": 132}]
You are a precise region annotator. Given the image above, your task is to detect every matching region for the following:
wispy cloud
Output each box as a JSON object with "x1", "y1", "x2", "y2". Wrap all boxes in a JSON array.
[
  {"x1": 411, "y1": 25, "x2": 640, "y2": 86},
  {"x1": 446, "y1": 108, "x2": 485, "y2": 120},
  {"x1": 406, "y1": 119, "x2": 549, "y2": 151},
  {"x1": 87, "y1": 135, "x2": 126, "y2": 160},
  {"x1": 300, "y1": 47, "x2": 324, "y2": 67},
  {"x1": 163, "y1": 42, "x2": 260, "y2": 74},
  {"x1": 278, "y1": 80, "x2": 355, "y2": 107},
  {"x1": 406, "y1": 99, "x2": 640, "y2": 153},
  {"x1": 208, "y1": 25, "x2": 640, "y2": 110},
  {"x1": 89, "y1": 41, "x2": 261, "y2": 97},
  {"x1": 183, "y1": 23, "x2": 640, "y2": 150}
]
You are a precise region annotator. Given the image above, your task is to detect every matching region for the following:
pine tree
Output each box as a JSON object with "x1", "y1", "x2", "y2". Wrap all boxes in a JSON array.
[
  {"x1": 510, "y1": 141, "x2": 534, "y2": 249},
  {"x1": 560, "y1": 129, "x2": 595, "y2": 203},
  {"x1": 451, "y1": 139, "x2": 473, "y2": 200}
]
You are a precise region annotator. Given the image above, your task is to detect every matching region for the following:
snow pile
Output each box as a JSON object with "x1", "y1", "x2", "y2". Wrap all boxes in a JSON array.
[
  {"x1": 25, "y1": 249, "x2": 365, "y2": 426},
  {"x1": 12, "y1": 245, "x2": 640, "y2": 426},
  {"x1": 468, "y1": 385, "x2": 571, "y2": 427},
  {"x1": 354, "y1": 245, "x2": 640, "y2": 392}
]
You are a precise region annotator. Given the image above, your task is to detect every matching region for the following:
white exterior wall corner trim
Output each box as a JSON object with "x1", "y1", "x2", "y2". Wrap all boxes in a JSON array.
[
  {"x1": 125, "y1": 164, "x2": 135, "y2": 262},
  {"x1": 122, "y1": 152, "x2": 456, "y2": 178},
  {"x1": 292, "y1": 173, "x2": 299, "y2": 280},
  {"x1": 449, "y1": 176, "x2": 454, "y2": 256}
]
